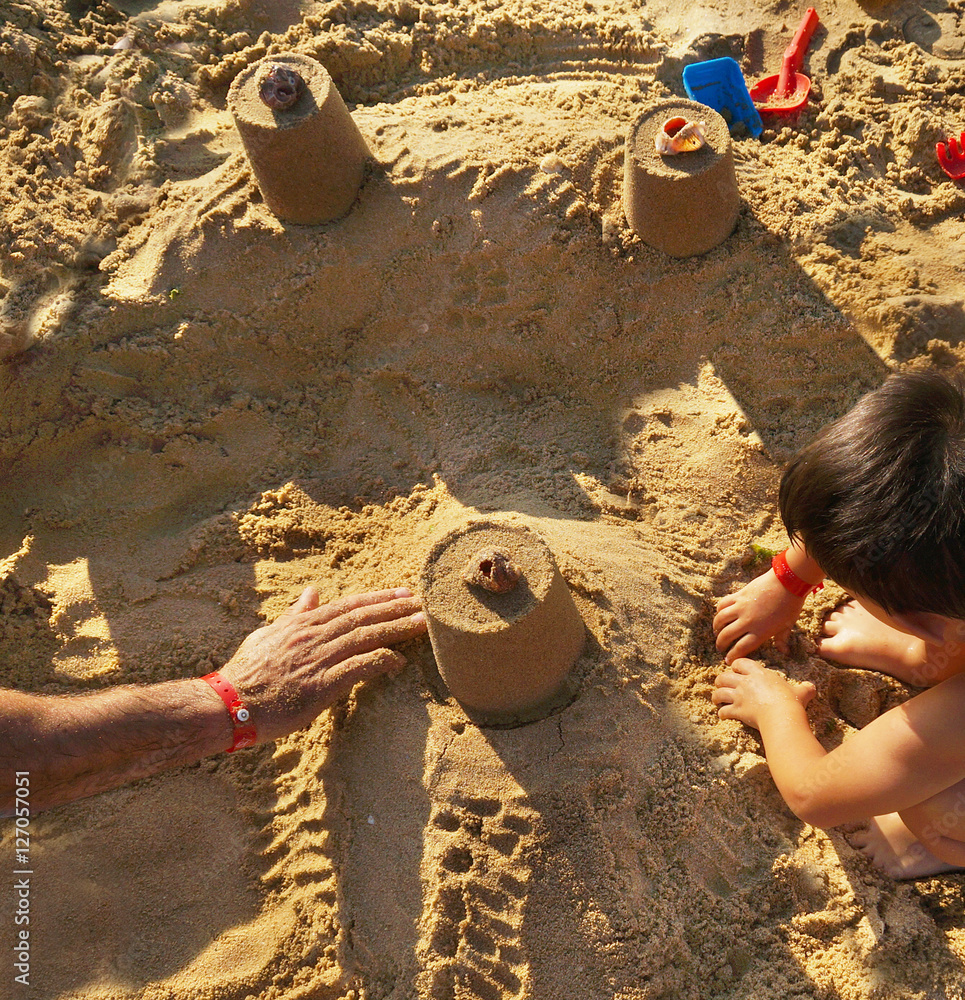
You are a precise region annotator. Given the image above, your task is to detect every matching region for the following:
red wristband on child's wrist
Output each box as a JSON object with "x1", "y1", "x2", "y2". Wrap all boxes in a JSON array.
[
  {"x1": 771, "y1": 550, "x2": 824, "y2": 598},
  {"x1": 201, "y1": 672, "x2": 257, "y2": 752}
]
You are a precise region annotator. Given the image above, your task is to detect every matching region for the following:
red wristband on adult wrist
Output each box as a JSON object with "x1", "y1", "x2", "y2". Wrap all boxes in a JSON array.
[
  {"x1": 201, "y1": 672, "x2": 257, "y2": 752},
  {"x1": 771, "y1": 550, "x2": 824, "y2": 598}
]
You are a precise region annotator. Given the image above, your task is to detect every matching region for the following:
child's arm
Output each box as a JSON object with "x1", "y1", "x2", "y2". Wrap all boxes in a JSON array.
[
  {"x1": 713, "y1": 659, "x2": 965, "y2": 829},
  {"x1": 714, "y1": 538, "x2": 824, "y2": 663}
]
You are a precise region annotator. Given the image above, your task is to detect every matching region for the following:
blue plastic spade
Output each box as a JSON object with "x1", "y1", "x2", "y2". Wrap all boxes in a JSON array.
[{"x1": 683, "y1": 57, "x2": 763, "y2": 138}]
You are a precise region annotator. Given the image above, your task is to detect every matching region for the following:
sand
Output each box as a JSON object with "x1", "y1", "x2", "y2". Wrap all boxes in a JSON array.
[{"x1": 2, "y1": 0, "x2": 965, "y2": 997}]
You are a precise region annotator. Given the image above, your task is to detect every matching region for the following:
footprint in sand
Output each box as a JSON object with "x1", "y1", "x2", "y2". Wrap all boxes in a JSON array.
[{"x1": 418, "y1": 795, "x2": 536, "y2": 1000}]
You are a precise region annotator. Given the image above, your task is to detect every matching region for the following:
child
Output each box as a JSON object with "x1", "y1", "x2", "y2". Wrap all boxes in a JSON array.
[{"x1": 712, "y1": 370, "x2": 965, "y2": 879}]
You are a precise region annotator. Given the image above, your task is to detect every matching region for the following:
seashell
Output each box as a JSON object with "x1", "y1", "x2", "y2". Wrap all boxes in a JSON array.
[
  {"x1": 654, "y1": 117, "x2": 707, "y2": 155},
  {"x1": 540, "y1": 153, "x2": 566, "y2": 174},
  {"x1": 461, "y1": 548, "x2": 522, "y2": 594},
  {"x1": 259, "y1": 65, "x2": 305, "y2": 111}
]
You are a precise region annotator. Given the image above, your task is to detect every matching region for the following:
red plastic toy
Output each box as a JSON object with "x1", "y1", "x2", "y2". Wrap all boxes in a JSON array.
[{"x1": 937, "y1": 131, "x2": 965, "y2": 180}]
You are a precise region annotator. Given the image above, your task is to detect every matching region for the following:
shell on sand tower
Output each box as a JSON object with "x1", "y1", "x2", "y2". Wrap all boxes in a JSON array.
[
  {"x1": 421, "y1": 520, "x2": 586, "y2": 728},
  {"x1": 623, "y1": 98, "x2": 739, "y2": 258},
  {"x1": 228, "y1": 52, "x2": 369, "y2": 225}
]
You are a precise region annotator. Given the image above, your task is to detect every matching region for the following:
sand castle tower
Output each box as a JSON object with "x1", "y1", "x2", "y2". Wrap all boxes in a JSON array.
[
  {"x1": 623, "y1": 98, "x2": 739, "y2": 257},
  {"x1": 228, "y1": 52, "x2": 369, "y2": 224},
  {"x1": 421, "y1": 520, "x2": 586, "y2": 727}
]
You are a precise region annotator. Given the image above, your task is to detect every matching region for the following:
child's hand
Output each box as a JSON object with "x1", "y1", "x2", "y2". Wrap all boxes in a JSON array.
[
  {"x1": 714, "y1": 569, "x2": 807, "y2": 663},
  {"x1": 712, "y1": 658, "x2": 815, "y2": 731}
]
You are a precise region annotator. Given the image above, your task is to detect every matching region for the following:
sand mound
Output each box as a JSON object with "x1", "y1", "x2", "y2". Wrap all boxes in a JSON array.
[{"x1": 3, "y1": 1, "x2": 965, "y2": 998}]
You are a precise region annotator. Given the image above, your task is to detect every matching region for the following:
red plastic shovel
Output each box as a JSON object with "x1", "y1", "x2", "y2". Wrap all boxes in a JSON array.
[
  {"x1": 937, "y1": 131, "x2": 965, "y2": 180},
  {"x1": 750, "y1": 7, "x2": 820, "y2": 114}
]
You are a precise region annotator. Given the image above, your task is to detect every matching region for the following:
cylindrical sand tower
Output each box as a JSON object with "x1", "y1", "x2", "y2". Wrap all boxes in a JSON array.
[
  {"x1": 228, "y1": 52, "x2": 369, "y2": 224},
  {"x1": 421, "y1": 520, "x2": 586, "y2": 727},
  {"x1": 623, "y1": 98, "x2": 739, "y2": 257}
]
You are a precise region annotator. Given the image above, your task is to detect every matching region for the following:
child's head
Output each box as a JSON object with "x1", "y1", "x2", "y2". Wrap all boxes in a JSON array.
[{"x1": 779, "y1": 370, "x2": 965, "y2": 620}]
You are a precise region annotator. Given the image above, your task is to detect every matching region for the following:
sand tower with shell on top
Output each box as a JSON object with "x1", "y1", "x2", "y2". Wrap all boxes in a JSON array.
[
  {"x1": 623, "y1": 97, "x2": 740, "y2": 257},
  {"x1": 228, "y1": 52, "x2": 369, "y2": 224},
  {"x1": 421, "y1": 520, "x2": 586, "y2": 728}
]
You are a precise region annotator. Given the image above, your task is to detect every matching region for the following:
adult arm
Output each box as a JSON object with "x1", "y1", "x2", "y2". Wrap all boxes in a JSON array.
[{"x1": 0, "y1": 586, "x2": 426, "y2": 814}]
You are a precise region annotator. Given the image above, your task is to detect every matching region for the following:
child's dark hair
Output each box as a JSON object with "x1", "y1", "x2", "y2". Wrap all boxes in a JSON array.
[{"x1": 779, "y1": 370, "x2": 965, "y2": 619}]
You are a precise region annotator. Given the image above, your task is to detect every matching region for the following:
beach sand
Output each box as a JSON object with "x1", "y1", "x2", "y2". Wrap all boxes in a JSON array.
[{"x1": 3, "y1": 1, "x2": 965, "y2": 997}]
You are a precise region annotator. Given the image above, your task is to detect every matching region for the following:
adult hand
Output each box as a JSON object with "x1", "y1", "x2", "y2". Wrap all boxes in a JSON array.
[
  {"x1": 219, "y1": 586, "x2": 427, "y2": 743},
  {"x1": 714, "y1": 570, "x2": 807, "y2": 663}
]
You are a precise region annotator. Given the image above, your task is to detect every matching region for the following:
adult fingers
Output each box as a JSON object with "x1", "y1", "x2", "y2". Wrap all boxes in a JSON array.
[
  {"x1": 314, "y1": 597, "x2": 425, "y2": 645},
  {"x1": 308, "y1": 588, "x2": 418, "y2": 627},
  {"x1": 286, "y1": 586, "x2": 320, "y2": 617},
  {"x1": 322, "y1": 609, "x2": 428, "y2": 664},
  {"x1": 262, "y1": 587, "x2": 320, "y2": 629},
  {"x1": 319, "y1": 648, "x2": 408, "y2": 703}
]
